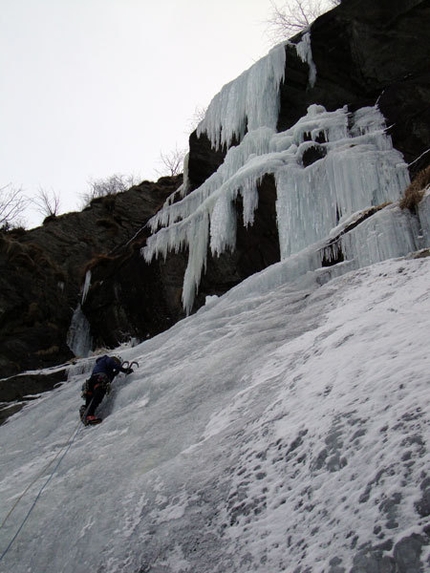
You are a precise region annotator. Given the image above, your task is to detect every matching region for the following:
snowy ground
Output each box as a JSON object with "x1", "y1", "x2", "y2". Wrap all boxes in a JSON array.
[{"x1": 0, "y1": 254, "x2": 430, "y2": 572}]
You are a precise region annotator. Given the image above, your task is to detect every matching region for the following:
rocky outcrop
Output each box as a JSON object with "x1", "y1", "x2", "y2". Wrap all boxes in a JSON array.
[
  {"x1": 310, "y1": 0, "x2": 430, "y2": 176},
  {"x1": 0, "y1": 177, "x2": 180, "y2": 391},
  {"x1": 0, "y1": 368, "x2": 68, "y2": 424},
  {"x1": 0, "y1": 167, "x2": 279, "y2": 408},
  {"x1": 189, "y1": 0, "x2": 430, "y2": 185},
  {"x1": 81, "y1": 173, "x2": 280, "y2": 346},
  {"x1": 80, "y1": 231, "x2": 188, "y2": 350}
]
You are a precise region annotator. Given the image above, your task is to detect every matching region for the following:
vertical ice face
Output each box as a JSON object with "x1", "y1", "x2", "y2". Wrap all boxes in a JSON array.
[
  {"x1": 66, "y1": 304, "x2": 92, "y2": 358},
  {"x1": 196, "y1": 43, "x2": 287, "y2": 150},
  {"x1": 81, "y1": 270, "x2": 92, "y2": 305},
  {"x1": 143, "y1": 36, "x2": 413, "y2": 314},
  {"x1": 66, "y1": 270, "x2": 93, "y2": 357},
  {"x1": 275, "y1": 105, "x2": 410, "y2": 259},
  {"x1": 338, "y1": 205, "x2": 420, "y2": 267},
  {"x1": 294, "y1": 31, "x2": 317, "y2": 87}
]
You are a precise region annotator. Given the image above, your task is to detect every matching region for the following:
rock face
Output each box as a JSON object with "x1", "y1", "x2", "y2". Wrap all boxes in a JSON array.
[
  {"x1": 1, "y1": 0, "x2": 430, "y2": 408},
  {"x1": 309, "y1": 0, "x2": 430, "y2": 177},
  {"x1": 81, "y1": 173, "x2": 280, "y2": 346},
  {"x1": 0, "y1": 177, "x2": 180, "y2": 402},
  {"x1": 0, "y1": 166, "x2": 279, "y2": 408},
  {"x1": 188, "y1": 0, "x2": 430, "y2": 184}
]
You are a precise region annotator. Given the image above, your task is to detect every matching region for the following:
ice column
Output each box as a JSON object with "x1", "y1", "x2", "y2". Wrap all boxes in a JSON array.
[
  {"x1": 295, "y1": 31, "x2": 317, "y2": 87},
  {"x1": 67, "y1": 305, "x2": 92, "y2": 358},
  {"x1": 275, "y1": 106, "x2": 410, "y2": 259}
]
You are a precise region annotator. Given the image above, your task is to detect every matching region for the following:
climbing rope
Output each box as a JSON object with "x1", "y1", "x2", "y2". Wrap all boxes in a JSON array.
[
  {"x1": 0, "y1": 361, "x2": 138, "y2": 562},
  {"x1": 0, "y1": 404, "x2": 90, "y2": 563}
]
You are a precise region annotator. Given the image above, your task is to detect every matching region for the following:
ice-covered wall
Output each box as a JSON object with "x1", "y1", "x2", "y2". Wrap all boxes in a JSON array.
[
  {"x1": 66, "y1": 304, "x2": 92, "y2": 358},
  {"x1": 143, "y1": 40, "x2": 418, "y2": 314},
  {"x1": 294, "y1": 32, "x2": 317, "y2": 87},
  {"x1": 196, "y1": 43, "x2": 287, "y2": 150},
  {"x1": 274, "y1": 105, "x2": 410, "y2": 258}
]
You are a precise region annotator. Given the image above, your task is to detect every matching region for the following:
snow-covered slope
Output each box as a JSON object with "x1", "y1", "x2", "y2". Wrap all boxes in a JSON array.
[{"x1": 1, "y1": 254, "x2": 430, "y2": 572}]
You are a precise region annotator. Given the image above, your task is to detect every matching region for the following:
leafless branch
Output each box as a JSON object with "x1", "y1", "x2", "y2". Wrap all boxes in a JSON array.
[
  {"x1": 0, "y1": 184, "x2": 28, "y2": 229},
  {"x1": 187, "y1": 105, "x2": 208, "y2": 133},
  {"x1": 32, "y1": 187, "x2": 61, "y2": 218},
  {"x1": 266, "y1": 0, "x2": 340, "y2": 43},
  {"x1": 156, "y1": 147, "x2": 187, "y2": 177},
  {"x1": 80, "y1": 174, "x2": 137, "y2": 208}
]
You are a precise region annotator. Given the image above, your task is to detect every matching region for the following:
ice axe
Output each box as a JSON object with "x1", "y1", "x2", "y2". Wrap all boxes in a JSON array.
[{"x1": 121, "y1": 360, "x2": 139, "y2": 373}]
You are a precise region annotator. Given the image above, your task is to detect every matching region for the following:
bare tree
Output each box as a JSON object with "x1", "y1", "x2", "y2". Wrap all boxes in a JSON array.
[
  {"x1": 156, "y1": 147, "x2": 187, "y2": 177},
  {"x1": 0, "y1": 184, "x2": 28, "y2": 229},
  {"x1": 266, "y1": 0, "x2": 340, "y2": 42},
  {"x1": 187, "y1": 104, "x2": 208, "y2": 133},
  {"x1": 80, "y1": 173, "x2": 137, "y2": 207},
  {"x1": 32, "y1": 187, "x2": 61, "y2": 218}
]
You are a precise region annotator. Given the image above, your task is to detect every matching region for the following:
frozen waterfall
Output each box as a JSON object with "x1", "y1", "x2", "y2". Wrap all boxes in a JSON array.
[
  {"x1": 143, "y1": 102, "x2": 411, "y2": 314},
  {"x1": 142, "y1": 35, "x2": 421, "y2": 315}
]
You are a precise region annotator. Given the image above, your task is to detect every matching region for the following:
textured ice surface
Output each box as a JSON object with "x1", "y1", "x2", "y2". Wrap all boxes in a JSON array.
[
  {"x1": 144, "y1": 104, "x2": 411, "y2": 313},
  {"x1": 1, "y1": 257, "x2": 430, "y2": 572}
]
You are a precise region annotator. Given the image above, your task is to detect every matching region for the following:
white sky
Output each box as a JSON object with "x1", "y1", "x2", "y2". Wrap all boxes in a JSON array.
[{"x1": 0, "y1": 0, "x2": 276, "y2": 226}]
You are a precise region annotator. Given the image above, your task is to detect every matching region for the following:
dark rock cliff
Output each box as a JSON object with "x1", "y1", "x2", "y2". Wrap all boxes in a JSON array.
[
  {"x1": 0, "y1": 177, "x2": 181, "y2": 407},
  {"x1": 1, "y1": 0, "x2": 429, "y2": 412},
  {"x1": 189, "y1": 0, "x2": 430, "y2": 188}
]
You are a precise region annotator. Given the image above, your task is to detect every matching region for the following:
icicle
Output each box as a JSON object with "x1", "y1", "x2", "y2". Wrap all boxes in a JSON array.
[
  {"x1": 180, "y1": 152, "x2": 190, "y2": 198},
  {"x1": 295, "y1": 31, "x2": 317, "y2": 88},
  {"x1": 81, "y1": 270, "x2": 92, "y2": 305},
  {"x1": 241, "y1": 177, "x2": 260, "y2": 227},
  {"x1": 182, "y1": 212, "x2": 209, "y2": 315},
  {"x1": 210, "y1": 193, "x2": 237, "y2": 256},
  {"x1": 197, "y1": 43, "x2": 287, "y2": 150},
  {"x1": 143, "y1": 95, "x2": 411, "y2": 313},
  {"x1": 67, "y1": 304, "x2": 92, "y2": 358}
]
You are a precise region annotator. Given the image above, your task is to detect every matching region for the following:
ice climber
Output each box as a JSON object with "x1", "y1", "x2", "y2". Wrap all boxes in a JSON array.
[{"x1": 80, "y1": 355, "x2": 133, "y2": 425}]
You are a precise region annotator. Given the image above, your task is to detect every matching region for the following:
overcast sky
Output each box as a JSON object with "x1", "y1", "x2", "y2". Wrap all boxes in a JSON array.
[{"x1": 0, "y1": 0, "x2": 279, "y2": 226}]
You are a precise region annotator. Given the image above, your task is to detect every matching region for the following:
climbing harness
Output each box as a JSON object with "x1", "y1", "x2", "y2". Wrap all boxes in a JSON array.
[
  {"x1": 82, "y1": 373, "x2": 111, "y2": 397},
  {"x1": 0, "y1": 400, "x2": 93, "y2": 564},
  {"x1": 81, "y1": 360, "x2": 137, "y2": 399}
]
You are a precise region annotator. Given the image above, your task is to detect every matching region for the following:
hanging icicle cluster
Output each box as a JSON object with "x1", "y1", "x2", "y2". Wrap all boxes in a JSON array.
[{"x1": 143, "y1": 35, "x2": 410, "y2": 315}]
